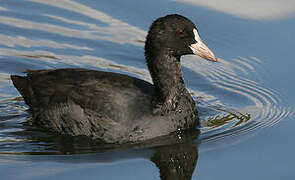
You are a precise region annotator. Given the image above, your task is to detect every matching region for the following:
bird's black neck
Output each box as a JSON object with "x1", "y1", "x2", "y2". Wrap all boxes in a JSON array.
[{"x1": 146, "y1": 50, "x2": 186, "y2": 104}]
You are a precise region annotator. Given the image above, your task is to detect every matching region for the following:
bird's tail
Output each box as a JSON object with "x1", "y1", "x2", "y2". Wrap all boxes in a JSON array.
[{"x1": 11, "y1": 75, "x2": 33, "y2": 107}]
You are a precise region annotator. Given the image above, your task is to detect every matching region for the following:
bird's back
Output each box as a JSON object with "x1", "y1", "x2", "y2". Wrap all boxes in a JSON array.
[{"x1": 11, "y1": 68, "x2": 154, "y2": 143}]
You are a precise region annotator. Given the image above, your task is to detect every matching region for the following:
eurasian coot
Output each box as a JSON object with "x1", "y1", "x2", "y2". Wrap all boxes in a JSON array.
[{"x1": 11, "y1": 14, "x2": 216, "y2": 143}]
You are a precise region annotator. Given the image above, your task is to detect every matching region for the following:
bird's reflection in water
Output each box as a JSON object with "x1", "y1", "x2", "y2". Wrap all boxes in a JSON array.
[
  {"x1": 151, "y1": 141, "x2": 198, "y2": 180},
  {"x1": 2, "y1": 127, "x2": 199, "y2": 180},
  {"x1": 58, "y1": 129, "x2": 200, "y2": 180}
]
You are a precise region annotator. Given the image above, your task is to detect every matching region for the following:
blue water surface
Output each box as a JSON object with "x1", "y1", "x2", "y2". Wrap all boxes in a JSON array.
[{"x1": 0, "y1": 0, "x2": 295, "y2": 179}]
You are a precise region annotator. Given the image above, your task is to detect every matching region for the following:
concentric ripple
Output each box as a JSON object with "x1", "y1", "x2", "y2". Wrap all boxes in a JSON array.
[{"x1": 182, "y1": 56, "x2": 293, "y2": 144}]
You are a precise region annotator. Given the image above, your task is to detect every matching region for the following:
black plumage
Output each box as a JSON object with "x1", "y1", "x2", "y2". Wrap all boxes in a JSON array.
[{"x1": 11, "y1": 14, "x2": 216, "y2": 143}]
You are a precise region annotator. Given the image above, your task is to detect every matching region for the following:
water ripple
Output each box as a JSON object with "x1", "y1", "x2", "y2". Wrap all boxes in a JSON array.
[{"x1": 182, "y1": 56, "x2": 293, "y2": 144}]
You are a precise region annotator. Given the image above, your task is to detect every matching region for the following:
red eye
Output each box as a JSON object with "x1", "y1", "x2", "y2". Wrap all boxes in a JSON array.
[{"x1": 177, "y1": 29, "x2": 184, "y2": 36}]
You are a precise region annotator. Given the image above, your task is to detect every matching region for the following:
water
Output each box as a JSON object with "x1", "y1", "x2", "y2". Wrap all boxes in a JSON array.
[{"x1": 0, "y1": 0, "x2": 295, "y2": 179}]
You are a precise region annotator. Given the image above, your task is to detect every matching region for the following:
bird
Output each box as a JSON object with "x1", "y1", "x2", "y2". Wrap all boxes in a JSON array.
[{"x1": 11, "y1": 14, "x2": 217, "y2": 144}]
